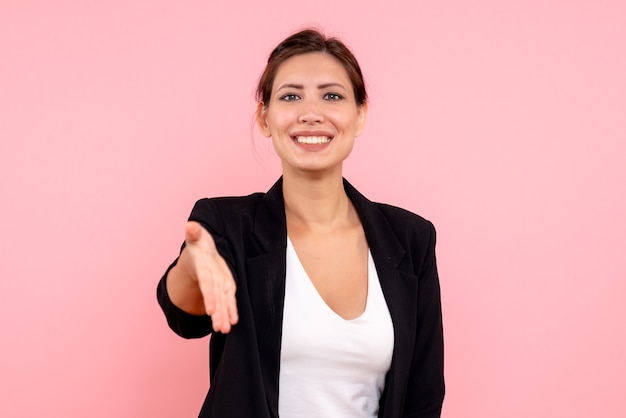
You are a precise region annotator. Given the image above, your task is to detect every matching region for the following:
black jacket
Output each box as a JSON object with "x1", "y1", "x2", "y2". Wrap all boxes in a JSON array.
[{"x1": 158, "y1": 178, "x2": 444, "y2": 417}]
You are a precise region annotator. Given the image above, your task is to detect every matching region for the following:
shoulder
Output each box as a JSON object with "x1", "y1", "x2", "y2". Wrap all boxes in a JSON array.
[
  {"x1": 192, "y1": 192, "x2": 265, "y2": 215},
  {"x1": 373, "y1": 202, "x2": 435, "y2": 235},
  {"x1": 188, "y1": 192, "x2": 266, "y2": 234},
  {"x1": 344, "y1": 178, "x2": 436, "y2": 250},
  {"x1": 372, "y1": 202, "x2": 437, "y2": 255},
  {"x1": 189, "y1": 178, "x2": 284, "y2": 224}
]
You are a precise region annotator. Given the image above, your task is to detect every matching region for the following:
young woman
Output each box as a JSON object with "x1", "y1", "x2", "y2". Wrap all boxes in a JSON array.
[{"x1": 157, "y1": 29, "x2": 444, "y2": 417}]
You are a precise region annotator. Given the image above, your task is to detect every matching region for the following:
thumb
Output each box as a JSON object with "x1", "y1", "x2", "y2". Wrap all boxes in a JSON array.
[{"x1": 185, "y1": 221, "x2": 203, "y2": 243}]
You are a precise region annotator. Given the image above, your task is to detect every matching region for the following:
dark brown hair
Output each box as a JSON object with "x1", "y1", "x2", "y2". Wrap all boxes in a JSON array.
[{"x1": 256, "y1": 29, "x2": 367, "y2": 106}]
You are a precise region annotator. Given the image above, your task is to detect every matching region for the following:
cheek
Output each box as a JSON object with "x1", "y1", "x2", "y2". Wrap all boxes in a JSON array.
[
  {"x1": 267, "y1": 109, "x2": 295, "y2": 134},
  {"x1": 328, "y1": 109, "x2": 359, "y2": 131}
]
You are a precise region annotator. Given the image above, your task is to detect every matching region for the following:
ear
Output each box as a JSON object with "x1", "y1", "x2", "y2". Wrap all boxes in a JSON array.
[
  {"x1": 355, "y1": 101, "x2": 368, "y2": 137},
  {"x1": 255, "y1": 102, "x2": 271, "y2": 137}
]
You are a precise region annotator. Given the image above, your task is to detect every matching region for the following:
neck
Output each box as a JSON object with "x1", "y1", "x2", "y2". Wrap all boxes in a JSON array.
[{"x1": 282, "y1": 169, "x2": 353, "y2": 230}]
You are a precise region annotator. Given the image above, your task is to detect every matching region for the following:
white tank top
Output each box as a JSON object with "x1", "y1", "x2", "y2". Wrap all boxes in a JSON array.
[{"x1": 279, "y1": 238, "x2": 395, "y2": 417}]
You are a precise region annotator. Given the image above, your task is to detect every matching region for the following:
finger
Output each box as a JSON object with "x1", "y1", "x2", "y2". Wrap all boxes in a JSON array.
[
  {"x1": 197, "y1": 272, "x2": 217, "y2": 315},
  {"x1": 213, "y1": 281, "x2": 237, "y2": 333},
  {"x1": 212, "y1": 279, "x2": 229, "y2": 333},
  {"x1": 224, "y1": 282, "x2": 239, "y2": 326},
  {"x1": 219, "y1": 278, "x2": 235, "y2": 333},
  {"x1": 224, "y1": 274, "x2": 239, "y2": 325}
]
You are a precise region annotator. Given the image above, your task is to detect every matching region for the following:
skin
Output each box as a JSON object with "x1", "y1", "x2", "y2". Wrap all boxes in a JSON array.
[
  {"x1": 166, "y1": 52, "x2": 369, "y2": 332},
  {"x1": 257, "y1": 52, "x2": 367, "y2": 179}
]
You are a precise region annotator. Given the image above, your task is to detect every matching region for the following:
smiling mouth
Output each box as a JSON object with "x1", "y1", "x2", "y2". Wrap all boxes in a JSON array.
[{"x1": 293, "y1": 136, "x2": 332, "y2": 144}]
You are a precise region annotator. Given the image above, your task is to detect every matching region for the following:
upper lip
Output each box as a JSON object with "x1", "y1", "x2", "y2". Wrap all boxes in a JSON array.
[{"x1": 290, "y1": 130, "x2": 334, "y2": 138}]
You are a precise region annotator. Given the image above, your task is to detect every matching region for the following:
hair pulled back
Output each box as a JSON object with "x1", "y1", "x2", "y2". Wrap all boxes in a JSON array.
[{"x1": 256, "y1": 29, "x2": 367, "y2": 106}]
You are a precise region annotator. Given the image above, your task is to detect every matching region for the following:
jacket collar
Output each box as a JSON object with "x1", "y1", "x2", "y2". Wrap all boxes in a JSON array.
[
  {"x1": 343, "y1": 179, "x2": 406, "y2": 268},
  {"x1": 253, "y1": 176, "x2": 406, "y2": 266},
  {"x1": 252, "y1": 177, "x2": 288, "y2": 252}
]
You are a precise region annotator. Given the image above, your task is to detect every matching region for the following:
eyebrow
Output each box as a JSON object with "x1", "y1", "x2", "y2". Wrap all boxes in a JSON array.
[{"x1": 276, "y1": 82, "x2": 348, "y2": 91}]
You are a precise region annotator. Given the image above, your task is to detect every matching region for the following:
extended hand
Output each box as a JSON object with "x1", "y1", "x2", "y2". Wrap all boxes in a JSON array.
[{"x1": 180, "y1": 221, "x2": 239, "y2": 333}]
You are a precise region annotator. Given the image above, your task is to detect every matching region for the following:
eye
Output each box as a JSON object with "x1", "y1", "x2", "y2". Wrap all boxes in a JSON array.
[
  {"x1": 279, "y1": 93, "x2": 300, "y2": 101},
  {"x1": 323, "y1": 92, "x2": 344, "y2": 101}
]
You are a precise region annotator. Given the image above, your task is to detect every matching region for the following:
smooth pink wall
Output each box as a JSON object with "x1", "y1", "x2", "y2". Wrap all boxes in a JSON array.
[{"x1": 1, "y1": 1, "x2": 624, "y2": 417}]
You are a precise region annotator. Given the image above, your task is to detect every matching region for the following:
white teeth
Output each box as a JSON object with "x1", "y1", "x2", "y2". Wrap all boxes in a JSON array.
[{"x1": 295, "y1": 136, "x2": 331, "y2": 144}]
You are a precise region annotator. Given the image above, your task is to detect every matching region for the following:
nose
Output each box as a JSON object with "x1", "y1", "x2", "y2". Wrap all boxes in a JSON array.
[{"x1": 297, "y1": 100, "x2": 324, "y2": 124}]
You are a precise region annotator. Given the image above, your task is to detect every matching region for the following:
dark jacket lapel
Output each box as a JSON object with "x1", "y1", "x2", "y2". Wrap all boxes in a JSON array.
[
  {"x1": 247, "y1": 178, "x2": 287, "y2": 417},
  {"x1": 344, "y1": 180, "x2": 418, "y2": 417}
]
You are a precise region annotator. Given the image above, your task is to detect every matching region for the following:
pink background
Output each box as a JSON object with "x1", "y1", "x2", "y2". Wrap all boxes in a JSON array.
[{"x1": 1, "y1": 1, "x2": 625, "y2": 417}]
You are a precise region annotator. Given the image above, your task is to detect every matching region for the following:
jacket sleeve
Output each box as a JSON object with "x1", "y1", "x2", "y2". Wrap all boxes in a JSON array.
[
  {"x1": 404, "y1": 221, "x2": 445, "y2": 417},
  {"x1": 156, "y1": 198, "x2": 237, "y2": 339}
]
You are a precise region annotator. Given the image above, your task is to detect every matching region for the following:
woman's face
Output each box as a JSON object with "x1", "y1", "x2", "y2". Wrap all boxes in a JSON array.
[{"x1": 257, "y1": 52, "x2": 367, "y2": 176}]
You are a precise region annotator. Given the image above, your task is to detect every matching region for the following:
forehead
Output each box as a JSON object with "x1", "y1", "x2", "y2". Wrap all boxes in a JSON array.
[{"x1": 272, "y1": 52, "x2": 351, "y2": 87}]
